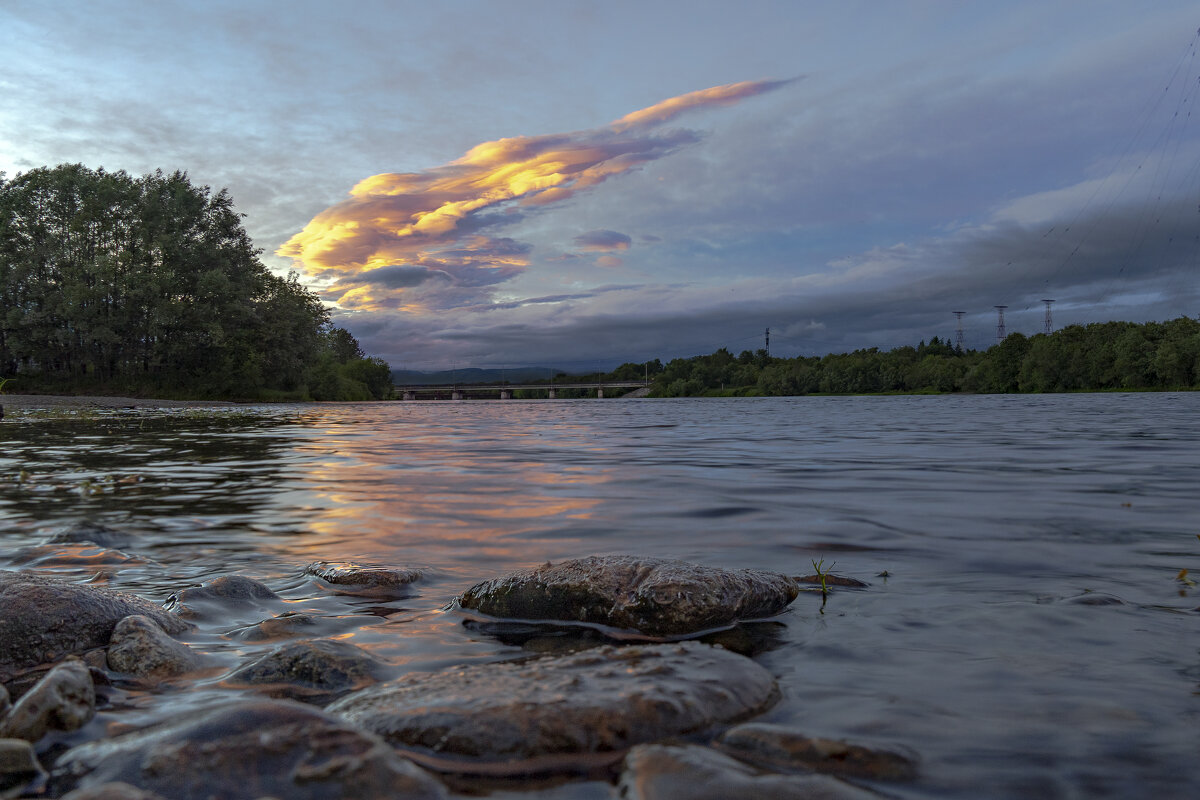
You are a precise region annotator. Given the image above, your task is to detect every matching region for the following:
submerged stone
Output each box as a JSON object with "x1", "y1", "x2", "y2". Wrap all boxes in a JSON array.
[
  {"x1": 60, "y1": 783, "x2": 169, "y2": 800},
  {"x1": 328, "y1": 641, "x2": 778, "y2": 775},
  {"x1": 106, "y1": 616, "x2": 207, "y2": 680},
  {"x1": 45, "y1": 522, "x2": 136, "y2": 550},
  {"x1": 618, "y1": 744, "x2": 882, "y2": 800},
  {"x1": 715, "y1": 723, "x2": 918, "y2": 781},
  {"x1": 457, "y1": 555, "x2": 799, "y2": 637},
  {"x1": 232, "y1": 612, "x2": 320, "y2": 642},
  {"x1": 305, "y1": 561, "x2": 423, "y2": 598},
  {"x1": 51, "y1": 700, "x2": 445, "y2": 800},
  {"x1": 163, "y1": 575, "x2": 281, "y2": 621},
  {"x1": 223, "y1": 639, "x2": 394, "y2": 703},
  {"x1": 0, "y1": 571, "x2": 189, "y2": 682},
  {"x1": 0, "y1": 659, "x2": 95, "y2": 743},
  {"x1": 0, "y1": 738, "x2": 46, "y2": 797}
]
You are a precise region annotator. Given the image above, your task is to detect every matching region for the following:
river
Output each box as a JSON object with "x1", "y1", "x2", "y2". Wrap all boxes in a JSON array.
[{"x1": 1, "y1": 393, "x2": 1197, "y2": 798}]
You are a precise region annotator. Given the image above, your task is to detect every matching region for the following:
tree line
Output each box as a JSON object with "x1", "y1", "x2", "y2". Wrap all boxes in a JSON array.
[
  {"x1": 594, "y1": 317, "x2": 1200, "y2": 397},
  {"x1": 0, "y1": 164, "x2": 391, "y2": 400}
]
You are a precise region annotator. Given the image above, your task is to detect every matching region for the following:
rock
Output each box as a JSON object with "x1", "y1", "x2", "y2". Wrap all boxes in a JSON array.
[
  {"x1": 328, "y1": 641, "x2": 778, "y2": 775},
  {"x1": 223, "y1": 639, "x2": 393, "y2": 703},
  {"x1": 618, "y1": 744, "x2": 881, "y2": 800},
  {"x1": 51, "y1": 700, "x2": 445, "y2": 800},
  {"x1": 305, "y1": 561, "x2": 423, "y2": 598},
  {"x1": 232, "y1": 612, "x2": 320, "y2": 642},
  {"x1": 715, "y1": 723, "x2": 917, "y2": 781},
  {"x1": 107, "y1": 616, "x2": 207, "y2": 680},
  {"x1": 0, "y1": 571, "x2": 189, "y2": 682},
  {"x1": 0, "y1": 738, "x2": 47, "y2": 798},
  {"x1": 0, "y1": 687, "x2": 8, "y2": 718},
  {"x1": 60, "y1": 783, "x2": 169, "y2": 800},
  {"x1": 0, "y1": 659, "x2": 95, "y2": 742},
  {"x1": 45, "y1": 522, "x2": 135, "y2": 550},
  {"x1": 163, "y1": 575, "x2": 281, "y2": 621},
  {"x1": 10, "y1": 543, "x2": 145, "y2": 571},
  {"x1": 457, "y1": 555, "x2": 799, "y2": 638}
]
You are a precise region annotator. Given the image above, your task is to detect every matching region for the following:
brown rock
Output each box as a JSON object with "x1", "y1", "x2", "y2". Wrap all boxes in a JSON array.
[
  {"x1": 618, "y1": 744, "x2": 882, "y2": 800},
  {"x1": 51, "y1": 700, "x2": 445, "y2": 800},
  {"x1": 0, "y1": 571, "x2": 189, "y2": 681},
  {"x1": 304, "y1": 561, "x2": 423, "y2": 598},
  {"x1": 457, "y1": 555, "x2": 799, "y2": 637},
  {"x1": 328, "y1": 642, "x2": 778, "y2": 775},
  {"x1": 0, "y1": 659, "x2": 95, "y2": 743},
  {"x1": 223, "y1": 639, "x2": 393, "y2": 703},
  {"x1": 107, "y1": 616, "x2": 207, "y2": 679},
  {"x1": 163, "y1": 575, "x2": 281, "y2": 621},
  {"x1": 715, "y1": 723, "x2": 917, "y2": 781}
]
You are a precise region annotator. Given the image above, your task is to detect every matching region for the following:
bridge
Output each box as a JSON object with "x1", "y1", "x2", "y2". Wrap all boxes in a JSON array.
[{"x1": 393, "y1": 381, "x2": 652, "y2": 400}]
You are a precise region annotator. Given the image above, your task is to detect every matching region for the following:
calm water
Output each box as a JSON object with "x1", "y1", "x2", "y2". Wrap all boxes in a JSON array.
[{"x1": 1, "y1": 394, "x2": 1197, "y2": 798}]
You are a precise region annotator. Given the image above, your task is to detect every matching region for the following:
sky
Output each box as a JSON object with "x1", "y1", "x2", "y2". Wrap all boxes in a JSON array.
[{"x1": 2, "y1": 1, "x2": 1199, "y2": 371}]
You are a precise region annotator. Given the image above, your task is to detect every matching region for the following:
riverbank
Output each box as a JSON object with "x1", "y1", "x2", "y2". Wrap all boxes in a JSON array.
[{"x1": 0, "y1": 394, "x2": 238, "y2": 411}]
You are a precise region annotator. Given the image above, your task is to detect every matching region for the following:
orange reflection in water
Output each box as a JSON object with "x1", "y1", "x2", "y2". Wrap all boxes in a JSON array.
[{"x1": 283, "y1": 425, "x2": 610, "y2": 570}]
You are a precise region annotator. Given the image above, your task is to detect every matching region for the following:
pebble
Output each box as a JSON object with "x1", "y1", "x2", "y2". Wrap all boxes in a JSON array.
[{"x1": 0, "y1": 659, "x2": 95, "y2": 743}]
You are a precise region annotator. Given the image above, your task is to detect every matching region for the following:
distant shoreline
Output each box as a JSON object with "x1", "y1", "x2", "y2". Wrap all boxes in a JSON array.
[{"x1": 0, "y1": 394, "x2": 238, "y2": 410}]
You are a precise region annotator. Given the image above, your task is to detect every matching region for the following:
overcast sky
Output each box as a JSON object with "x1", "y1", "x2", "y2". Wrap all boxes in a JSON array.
[{"x1": 3, "y1": 1, "x2": 1199, "y2": 370}]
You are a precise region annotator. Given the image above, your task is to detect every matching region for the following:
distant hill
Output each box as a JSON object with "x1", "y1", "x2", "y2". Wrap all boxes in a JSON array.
[{"x1": 390, "y1": 367, "x2": 564, "y2": 385}]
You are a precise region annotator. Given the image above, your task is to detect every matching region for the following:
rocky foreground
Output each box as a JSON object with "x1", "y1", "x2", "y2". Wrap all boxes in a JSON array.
[{"x1": 0, "y1": 526, "x2": 913, "y2": 799}]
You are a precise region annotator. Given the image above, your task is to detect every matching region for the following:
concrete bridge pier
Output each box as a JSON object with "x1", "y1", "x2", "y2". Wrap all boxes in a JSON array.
[
  {"x1": 402, "y1": 391, "x2": 415, "y2": 401},
  {"x1": 500, "y1": 389, "x2": 512, "y2": 400},
  {"x1": 452, "y1": 390, "x2": 463, "y2": 400},
  {"x1": 597, "y1": 387, "x2": 605, "y2": 399},
  {"x1": 547, "y1": 388, "x2": 556, "y2": 399}
]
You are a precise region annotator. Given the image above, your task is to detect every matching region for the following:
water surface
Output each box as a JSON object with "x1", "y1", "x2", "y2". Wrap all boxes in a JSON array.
[{"x1": 2, "y1": 394, "x2": 1197, "y2": 798}]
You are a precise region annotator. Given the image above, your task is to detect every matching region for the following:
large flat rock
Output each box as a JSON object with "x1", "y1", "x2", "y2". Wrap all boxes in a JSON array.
[
  {"x1": 456, "y1": 555, "x2": 799, "y2": 637},
  {"x1": 327, "y1": 641, "x2": 778, "y2": 776},
  {"x1": 50, "y1": 700, "x2": 445, "y2": 800},
  {"x1": 0, "y1": 571, "x2": 189, "y2": 682}
]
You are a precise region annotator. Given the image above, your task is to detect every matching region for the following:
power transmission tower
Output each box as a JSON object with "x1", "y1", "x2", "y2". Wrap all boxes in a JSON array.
[
  {"x1": 1042, "y1": 299, "x2": 1055, "y2": 335},
  {"x1": 765, "y1": 327, "x2": 770, "y2": 357},
  {"x1": 953, "y1": 311, "x2": 965, "y2": 351},
  {"x1": 994, "y1": 306, "x2": 1008, "y2": 345}
]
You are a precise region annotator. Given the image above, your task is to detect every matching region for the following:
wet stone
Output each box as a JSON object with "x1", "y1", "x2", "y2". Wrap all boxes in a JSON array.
[
  {"x1": 51, "y1": 699, "x2": 446, "y2": 800},
  {"x1": 223, "y1": 639, "x2": 394, "y2": 703},
  {"x1": 60, "y1": 783, "x2": 169, "y2": 800},
  {"x1": 457, "y1": 555, "x2": 799, "y2": 638},
  {"x1": 794, "y1": 574, "x2": 870, "y2": 589},
  {"x1": 714, "y1": 723, "x2": 917, "y2": 782},
  {"x1": 304, "y1": 561, "x2": 423, "y2": 598},
  {"x1": 0, "y1": 659, "x2": 95, "y2": 743},
  {"x1": 0, "y1": 571, "x2": 188, "y2": 682},
  {"x1": 163, "y1": 575, "x2": 281, "y2": 621},
  {"x1": 328, "y1": 641, "x2": 779, "y2": 776},
  {"x1": 618, "y1": 744, "x2": 882, "y2": 800},
  {"x1": 232, "y1": 612, "x2": 320, "y2": 642},
  {"x1": 45, "y1": 522, "x2": 136, "y2": 550},
  {"x1": 107, "y1": 615, "x2": 207, "y2": 680},
  {"x1": 0, "y1": 738, "x2": 47, "y2": 798},
  {"x1": 0, "y1": 687, "x2": 8, "y2": 718}
]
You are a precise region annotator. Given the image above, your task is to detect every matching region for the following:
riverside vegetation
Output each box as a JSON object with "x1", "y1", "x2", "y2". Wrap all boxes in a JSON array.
[
  {"x1": 582, "y1": 316, "x2": 1200, "y2": 397},
  {"x1": 0, "y1": 164, "x2": 391, "y2": 401}
]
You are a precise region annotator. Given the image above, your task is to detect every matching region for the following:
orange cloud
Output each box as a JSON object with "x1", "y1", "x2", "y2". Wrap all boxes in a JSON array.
[{"x1": 278, "y1": 79, "x2": 788, "y2": 313}]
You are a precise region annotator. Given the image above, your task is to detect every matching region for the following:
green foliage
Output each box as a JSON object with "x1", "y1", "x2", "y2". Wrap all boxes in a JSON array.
[
  {"x1": 0, "y1": 164, "x2": 391, "y2": 400},
  {"x1": 647, "y1": 318, "x2": 1200, "y2": 397}
]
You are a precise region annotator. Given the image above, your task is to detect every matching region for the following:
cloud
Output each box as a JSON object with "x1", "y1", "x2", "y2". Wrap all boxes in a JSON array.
[
  {"x1": 573, "y1": 229, "x2": 632, "y2": 252},
  {"x1": 277, "y1": 79, "x2": 788, "y2": 311}
]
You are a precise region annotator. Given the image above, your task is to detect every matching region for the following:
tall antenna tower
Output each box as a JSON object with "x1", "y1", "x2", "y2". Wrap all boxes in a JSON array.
[
  {"x1": 1042, "y1": 299, "x2": 1055, "y2": 335},
  {"x1": 765, "y1": 327, "x2": 770, "y2": 357},
  {"x1": 994, "y1": 305, "x2": 1008, "y2": 345},
  {"x1": 953, "y1": 311, "x2": 965, "y2": 351}
]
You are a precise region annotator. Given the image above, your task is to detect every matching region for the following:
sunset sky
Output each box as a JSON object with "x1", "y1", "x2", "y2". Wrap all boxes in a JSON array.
[{"x1": 3, "y1": 1, "x2": 1199, "y2": 370}]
